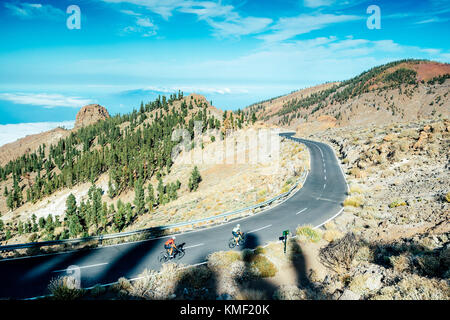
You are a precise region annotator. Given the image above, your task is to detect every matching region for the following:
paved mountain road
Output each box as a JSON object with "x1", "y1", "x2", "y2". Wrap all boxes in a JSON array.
[{"x1": 0, "y1": 133, "x2": 347, "y2": 299}]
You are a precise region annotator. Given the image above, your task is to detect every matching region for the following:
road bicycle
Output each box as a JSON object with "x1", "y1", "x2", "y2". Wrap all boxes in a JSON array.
[
  {"x1": 158, "y1": 243, "x2": 186, "y2": 263},
  {"x1": 228, "y1": 232, "x2": 246, "y2": 248}
]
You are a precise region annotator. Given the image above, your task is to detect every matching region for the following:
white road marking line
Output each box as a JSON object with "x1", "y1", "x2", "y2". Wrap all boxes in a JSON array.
[
  {"x1": 323, "y1": 183, "x2": 326, "y2": 189},
  {"x1": 316, "y1": 144, "x2": 324, "y2": 158},
  {"x1": 185, "y1": 243, "x2": 204, "y2": 249},
  {"x1": 296, "y1": 208, "x2": 308, "y2": 215},
  {"x1": 248, "y1": 224, "x2": 272, "y2": 234},
  {"x1": 316, "y1": 197, "x2": 339, "y2": 203},
  {"x1": 324, "y1": 176, "x2": 327, "y2": 180},
  {"x1": 52, "y1": 262, "x2": 108, "y2": 273}
]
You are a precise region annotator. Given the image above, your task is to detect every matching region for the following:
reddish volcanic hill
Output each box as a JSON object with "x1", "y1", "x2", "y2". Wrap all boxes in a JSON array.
[{"x1": 245, "y1": 59, "x2": 450, "y2": 132}]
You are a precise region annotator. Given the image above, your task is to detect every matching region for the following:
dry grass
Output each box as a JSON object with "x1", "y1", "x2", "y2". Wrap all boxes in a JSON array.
[
  {"x1": 354, "y1": 245, "x2": 374, "y2": 263},
  {"x1": 296, "y1": 225, "x2": 322, "y2": 243},
  {"x1": 235, "y1": 289, "x2": 268, "y2": 300},
  {"x1": 273, "y1": 285, "x2": 307, "y2": 300},
  {"x1": 248, "y1": 254, "x2": 278, "y2": 278},
  {"x1": 343, "y1": 196, "x2": 364, "y2": 207},
  {"x1": 126, "y1": 263, "x2": 182, "y2": 300},
  {"x1": 349, "y1": 184, "x2": 364, "y2": 194},
  {"x1": 207, "y1": 251, "x2": 242, "y2": 272},
  {"x1": 349, "y1": 167, "x2": 366, "y2": 178},
  {"x1": 323, "y1": 222, "x2": 343, "y2": 242},
  {"x1": 319, "y1": 233, "x2": 360, "y2": 273},
  {"x1": 371, "y1": 274, "x2": 450, "y2": 300},
  {"x1": 389, "y1": 253, "x2": 413, "y2": 273},
  {"x1": 48, "y1": 276, "x2": 85, "y2": 300},
  {"x1": 323, "y1": 229, "x2": 344, "y2": 242}
]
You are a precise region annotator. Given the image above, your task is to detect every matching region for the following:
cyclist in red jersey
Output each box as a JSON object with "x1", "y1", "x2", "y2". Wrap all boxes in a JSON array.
[{"x1": 164, "y1": 236, "x2": 177, "y2": 257}]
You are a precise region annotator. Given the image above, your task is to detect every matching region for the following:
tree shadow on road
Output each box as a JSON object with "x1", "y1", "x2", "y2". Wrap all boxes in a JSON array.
[{"x1": 89, "y1": 227, "x2": 167, "y2": 286}]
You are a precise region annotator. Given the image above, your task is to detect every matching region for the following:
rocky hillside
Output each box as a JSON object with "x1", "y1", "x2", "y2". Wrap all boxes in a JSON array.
[
  {"x1": 0, "y1": 127, "x2": 70, "y2": 167},
  {"x1": 246, "y1": 59, "x2": 450, "y2": 132},
  {"x1": 295, "y1": 118, "x2": 449, "y2": 300},
  {"x1": 0, "y1": 104, "x2": 111, "y2": 167},
  {"x1": 74, "y1": 104, "x2": 110, "y2": 129},
  {"x1": 0, "y1": 92, "x2": 306, "y2": 248}
]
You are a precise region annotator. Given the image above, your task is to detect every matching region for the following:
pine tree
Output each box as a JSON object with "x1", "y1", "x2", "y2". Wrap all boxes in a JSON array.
[
  {"x1": 6, "y1": 193, "x2": 14, "y2": 210},
  {"x1": 125, "y1": 202, "x2": 133, "y2": 225},
  {"x1": 108, "y1": 178, "x2": 116, "y2": 198},
  {"x1": 188, "y1": 166, "x2": 202, "y2": 192},
  {"x1": 66, "y1": 194, "x2": 82, "y2": 237},
  {"x1": 134, "y1": 179, "x2": 145, "y2": 214},
  {"x1": 38, "y1": 217, "x2": 46, "y2": 230},
  {"x1": 146, "y1": 183, "x2": 155, "y2": 211},
  {"x1": 157, "y1": 177, "x2": 164, "y2": 205},
  {"x1": 45, "y1": 215, "x2": 54, "y2": 234},
  {"x1": 18, "y1": 222, "x2": 23, "y2": 235},
  {"x1": 114, "y1": 200, "x2": 125, "y2": 231},
  {"x1": 100, "y1": 202, "x2": 108, "y2": 230}
]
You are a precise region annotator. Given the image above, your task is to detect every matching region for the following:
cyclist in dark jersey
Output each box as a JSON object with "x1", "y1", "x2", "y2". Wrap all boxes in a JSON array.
[{"x1": 232, "y1": 224, "x2": 243, "y2": 246}]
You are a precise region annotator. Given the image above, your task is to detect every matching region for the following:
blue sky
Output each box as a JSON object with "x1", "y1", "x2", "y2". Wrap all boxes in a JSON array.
[{"x1": 0, "y1": 0, "x2": 449, "y2": 126}]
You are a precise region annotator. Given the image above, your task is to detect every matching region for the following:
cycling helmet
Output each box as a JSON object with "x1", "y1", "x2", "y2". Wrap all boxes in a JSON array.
[
  {"x1": 172, "y1": 236, "x2": 176, "y2": 240},
  {"x1": 237, "y1": 224, "x2": 240, "y2": 228}
]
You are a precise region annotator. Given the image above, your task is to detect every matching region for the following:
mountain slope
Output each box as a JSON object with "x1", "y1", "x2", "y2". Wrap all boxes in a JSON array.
[{"x1": 245, "y1": 59, "x2": 450, "y2": 132}]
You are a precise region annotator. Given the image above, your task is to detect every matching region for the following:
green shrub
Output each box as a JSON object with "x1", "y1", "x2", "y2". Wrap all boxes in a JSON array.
[{"x1": 388, "y1": 200, "x2": 407, "y2": 208}]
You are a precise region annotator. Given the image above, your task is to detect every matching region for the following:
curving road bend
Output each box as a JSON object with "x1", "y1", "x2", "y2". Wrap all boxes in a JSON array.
[{"x1": 0, "y1": 133, "x2": 348, "y2": 299}]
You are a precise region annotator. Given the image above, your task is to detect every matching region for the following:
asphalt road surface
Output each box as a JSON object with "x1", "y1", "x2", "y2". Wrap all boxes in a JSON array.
[{"x1": 0, "y1": 133, "x2": 347, "y2": 299}]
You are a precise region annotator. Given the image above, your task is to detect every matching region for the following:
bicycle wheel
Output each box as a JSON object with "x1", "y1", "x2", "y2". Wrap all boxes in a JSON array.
[
  {"x1": 228, "y1": 238, "x2": 236, "y2": 248},
  {"x1": 158, "y1": 251, "x2": 168, "y2": 263}
]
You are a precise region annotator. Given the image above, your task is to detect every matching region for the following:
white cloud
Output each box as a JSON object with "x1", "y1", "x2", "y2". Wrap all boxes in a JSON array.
[
  {"x1": 303, "y1": 0, "x2": 335, "y2": 8},
  {"x1": 4, "y1": 2, "x2": 65, "y2": 20},
  {"x1": 60, "y1": 35, "x2": 449, "y2": 86},
  {"x1": 420, "y1": 48, "x2": 441, "y2": 55},
  {"x1": 206, "y1": 16, "x2": 273, "y2": 38},
  {"x1": 100, "y1": 0, "x2": 184, "y2": 20},
  {"x1": 414, "y1": 17, "x2": 450, "y2": 24},
  {"x1": 136, "y1": 17, "x2": 155, "y2": 27},
  {"x1": 101, "y1": 0, "x2": 272, "y2": 38},
  {"x1": 0, "y1": 121, "x2": 74, "y2": 147},
  {"x1": 142, "y1": 85, "x2": 247, "y2": 95},
  {"x1": 258, "y1": 13, "x2": 362, "y2": 43},
  {"x1": 120, "y1": 9, "x2": 141, "y2": 16},
  {"x1": 0, "y1": 93, "x2": 95, "y2": 108}
]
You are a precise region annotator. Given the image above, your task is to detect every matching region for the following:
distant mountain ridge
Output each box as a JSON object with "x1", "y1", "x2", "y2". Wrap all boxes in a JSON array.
[{"x1": 245, "y1": 59, "x2": 450, "y2": 132}]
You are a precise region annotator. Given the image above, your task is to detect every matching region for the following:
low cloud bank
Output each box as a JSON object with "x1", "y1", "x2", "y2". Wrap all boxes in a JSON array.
[{"x1": 0, "y1": 121, "x2": 74, "y2": 147}]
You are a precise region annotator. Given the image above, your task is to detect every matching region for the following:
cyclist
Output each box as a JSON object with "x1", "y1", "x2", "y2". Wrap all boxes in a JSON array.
[
  {"x1": 164, "y1": 236, "x2": 177, "y2": 258},
  {"x1": 232, "y1": 224, "x2": 243, "y2": 246}
]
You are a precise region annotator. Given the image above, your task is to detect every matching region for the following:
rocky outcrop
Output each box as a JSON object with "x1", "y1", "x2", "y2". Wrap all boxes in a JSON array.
[{"x1": 74, "y1": 104, "x2": 110, "y2": 129}]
